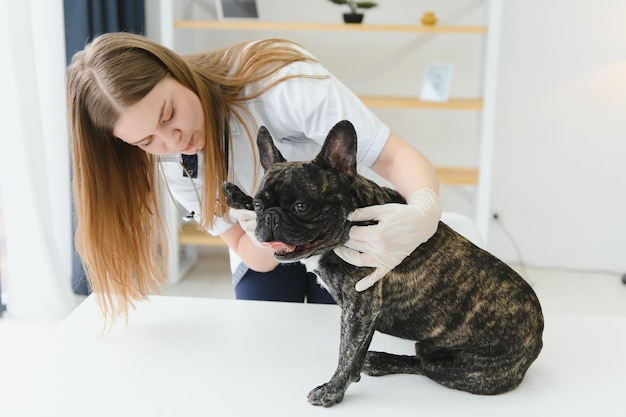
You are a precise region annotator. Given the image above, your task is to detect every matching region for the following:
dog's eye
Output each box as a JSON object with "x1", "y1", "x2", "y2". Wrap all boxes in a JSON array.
[
  {"x1": 253, "y1": 201, "x2": 263, "y2": 212},
  {"x1": 294, "y1": 202, "x2": 308, "y2": 213}
]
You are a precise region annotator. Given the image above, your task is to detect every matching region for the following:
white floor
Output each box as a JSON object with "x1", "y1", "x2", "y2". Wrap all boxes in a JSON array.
[
  {"x1": 165, "y1": 248, "x2": 236, "y2": 300},
  {"x1": 1, "y1": 247, "x2": 626, "y2": 374}
]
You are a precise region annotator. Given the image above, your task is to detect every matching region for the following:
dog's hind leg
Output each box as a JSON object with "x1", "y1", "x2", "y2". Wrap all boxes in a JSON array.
[
  {"x1": 362, "y1": 351, "x2": 423, "y2": 376},
  {"x1": 413, "y1": 348, "x2": 527, "y2": 395},
  {"x1": 363, "y1": 347, "x2": 529, "y2": 395},
  {"x1": 362, "y1": 341, "x2": 429, "y2": 376}
]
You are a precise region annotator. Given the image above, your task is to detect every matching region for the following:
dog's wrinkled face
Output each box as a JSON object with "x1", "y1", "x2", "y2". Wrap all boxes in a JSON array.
[
  {"x1": 223, "y1": 121, "x2": 361, "y2": 262},
  {"x1": 253, "y1": 122, "x2": 359, "y2": 262},
  {"x1": 253, "y1": 161, "x2": 349, "y2": 261}
]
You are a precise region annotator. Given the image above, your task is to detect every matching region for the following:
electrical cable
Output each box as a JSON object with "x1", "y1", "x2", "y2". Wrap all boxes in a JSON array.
[
  {"x1": 492, "y1": 213, "x2": 625, "y2": 284},
  {"x1": 492, "y1": 213, "x2": 529, "y2": 279}
]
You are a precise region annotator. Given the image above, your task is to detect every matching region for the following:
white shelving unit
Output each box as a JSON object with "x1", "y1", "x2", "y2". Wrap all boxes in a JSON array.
[{"x1": 158, "y1": 0, "x2": 501, "y2": 283}]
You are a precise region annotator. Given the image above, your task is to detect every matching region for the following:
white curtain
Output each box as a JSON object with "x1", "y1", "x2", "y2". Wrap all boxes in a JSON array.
[{"x1": 0, "y1": 0, "x2": 79, "y2": 319}]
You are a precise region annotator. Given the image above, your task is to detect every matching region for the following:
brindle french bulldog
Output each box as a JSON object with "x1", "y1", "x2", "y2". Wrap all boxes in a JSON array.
[{"x1": 222, "y1": 120, "x2": 544, "y2": 407}]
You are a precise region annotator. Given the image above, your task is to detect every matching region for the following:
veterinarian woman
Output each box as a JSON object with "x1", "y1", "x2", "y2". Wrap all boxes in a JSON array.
[{"x1": 67, "y1": 32, "x2": 441, "y2": 321}]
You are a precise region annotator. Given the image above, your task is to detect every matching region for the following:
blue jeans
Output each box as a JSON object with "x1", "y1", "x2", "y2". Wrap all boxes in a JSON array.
[{"x1": 235, "y1": 263, "x2": 336, "y2": 304}]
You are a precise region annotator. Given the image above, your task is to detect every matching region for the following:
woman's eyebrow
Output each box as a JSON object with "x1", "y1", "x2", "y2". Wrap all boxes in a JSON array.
[{"x1": 130, "y1": 100, "x2": 166, "y2": 145}]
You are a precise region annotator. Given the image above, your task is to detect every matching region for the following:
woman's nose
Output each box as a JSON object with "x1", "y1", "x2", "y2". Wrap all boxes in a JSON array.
[{"x1": 161, "y1": 128, "x2": 182, "y2": 152}]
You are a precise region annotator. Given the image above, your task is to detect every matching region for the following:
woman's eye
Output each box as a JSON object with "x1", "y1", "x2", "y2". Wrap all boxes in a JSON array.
[
  {"x1": 294, "y1": 202, "x2": 308, "y2": 213},
  {"x1": 167, "y1": 108, "x2": 175, "y2": 122}
]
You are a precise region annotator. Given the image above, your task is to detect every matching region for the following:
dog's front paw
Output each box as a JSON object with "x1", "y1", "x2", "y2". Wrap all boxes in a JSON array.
[{"x1": 307, "y1": 383, "x2": 345, "y2": 407}]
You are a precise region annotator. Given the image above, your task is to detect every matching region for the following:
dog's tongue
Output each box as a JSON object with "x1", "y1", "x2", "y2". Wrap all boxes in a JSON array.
[{"x1": 262, "y1": 241, "x2": 296, "y2": 253}]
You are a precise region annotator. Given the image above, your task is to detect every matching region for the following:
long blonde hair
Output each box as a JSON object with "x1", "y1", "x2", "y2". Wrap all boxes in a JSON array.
[{"x1": 66, "y1": 33, "x2": 320, "y2": 322}]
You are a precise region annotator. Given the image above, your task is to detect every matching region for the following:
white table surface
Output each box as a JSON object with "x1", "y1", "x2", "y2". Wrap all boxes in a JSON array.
[{"x1": 4, "y1": 295, "x2": 626, "y2": 417}]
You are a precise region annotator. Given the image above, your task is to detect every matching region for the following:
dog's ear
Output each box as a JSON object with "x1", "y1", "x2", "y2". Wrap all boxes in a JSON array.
[
  {"x1": 315, "y1": 120, "x2": 357, "y2": 178},
  {"x1": 257, "y1": 126, "x2": 286, "y2": 172}
]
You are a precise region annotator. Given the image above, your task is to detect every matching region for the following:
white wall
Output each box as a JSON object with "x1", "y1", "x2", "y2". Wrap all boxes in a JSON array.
[
  {"x1": 150, "y1": 0, "x2": 626, "y2": 275},
  {"x1": 489, "y1": 0, "x2": 626, "y2": 273}
]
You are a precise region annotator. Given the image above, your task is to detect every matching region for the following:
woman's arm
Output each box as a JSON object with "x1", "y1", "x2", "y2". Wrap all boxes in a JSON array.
[
  {"x1": 335, "y1": 131, "x2": 442, "y2": 291},
  {"x1": 370, "y1": 133, "x2": 439, "y2": 197}
]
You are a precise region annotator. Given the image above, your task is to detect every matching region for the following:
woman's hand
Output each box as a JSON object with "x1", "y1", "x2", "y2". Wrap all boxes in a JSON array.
[
  {"x1": 221, "y1": 209, "x2": 279, "y2": 273},
  {"x1": 333, "y1": 188, "x2": 441, "y2": 291},
  {"x1": 229, "y1": 208, "x2": 263, "y2": 247}
]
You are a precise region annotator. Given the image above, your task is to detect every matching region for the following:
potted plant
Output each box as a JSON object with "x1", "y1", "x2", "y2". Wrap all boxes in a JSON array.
[{"x1": 328, "y1": 0, "x2": 378, "y2": 24}]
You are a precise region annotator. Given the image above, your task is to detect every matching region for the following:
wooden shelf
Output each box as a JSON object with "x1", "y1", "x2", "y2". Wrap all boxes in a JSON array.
[
  {"x1": 360, "y1": 96, "x2": 483, "y2": 110},
  {"x1": 436, "y1": 167, "x2": 479, "y2": 185},
  {"x1": 178, "y1": 223, "x2": 225, "y2": 246},
  {"x1": 174, "y1": 20, "x2": 488, "y2": 34}
]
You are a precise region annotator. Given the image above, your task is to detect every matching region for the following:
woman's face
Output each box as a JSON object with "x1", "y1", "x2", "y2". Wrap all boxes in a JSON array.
[{"x1": 114, "y1": 77, "x2": 205, "y2": 155}]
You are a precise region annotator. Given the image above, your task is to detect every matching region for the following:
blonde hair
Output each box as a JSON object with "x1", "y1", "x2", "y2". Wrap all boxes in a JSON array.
[{"x1": 66, "y1": 33, "x2": 321, "y2": 323}]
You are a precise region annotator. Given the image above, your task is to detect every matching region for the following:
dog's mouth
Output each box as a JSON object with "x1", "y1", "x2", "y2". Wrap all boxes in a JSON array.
[
  {"x1": 262, "y1": 233, "x2": 330, "y2": 261},
  {"x1": 262, "y1": 241, "x2": 300, "y2": 260}
]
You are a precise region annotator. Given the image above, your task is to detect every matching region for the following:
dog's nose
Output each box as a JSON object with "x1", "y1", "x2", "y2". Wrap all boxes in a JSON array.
[{"x1": 265, "y1": 211, "x2": 280, "y2": 227}]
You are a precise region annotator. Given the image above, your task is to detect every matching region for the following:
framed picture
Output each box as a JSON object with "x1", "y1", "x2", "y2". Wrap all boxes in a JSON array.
[
  {"x1": 215, "y1": 0, "x2": 259, "y2": 20},
  {"x1": 420, "y1": 63, "x2": 454, "y2": 102}
]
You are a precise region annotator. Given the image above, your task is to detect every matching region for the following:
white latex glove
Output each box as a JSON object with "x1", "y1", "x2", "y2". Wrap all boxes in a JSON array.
[
  {"x1": 229, "y1": 208, "x2": 264, "y2": 248},
  {"x1": 334, "y1": 188, "x2": 442, "y2": 292}
]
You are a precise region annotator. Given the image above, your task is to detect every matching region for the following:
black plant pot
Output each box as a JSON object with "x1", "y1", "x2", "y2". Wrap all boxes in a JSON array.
[{"x1": 343, "y1": 13, "x2": 364, "y2": 24}]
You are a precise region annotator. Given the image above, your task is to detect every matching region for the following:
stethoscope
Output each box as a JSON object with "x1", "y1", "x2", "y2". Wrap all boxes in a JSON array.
[{"x1": 158, "y1": 120, "x2": 229, "y2": 222}]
